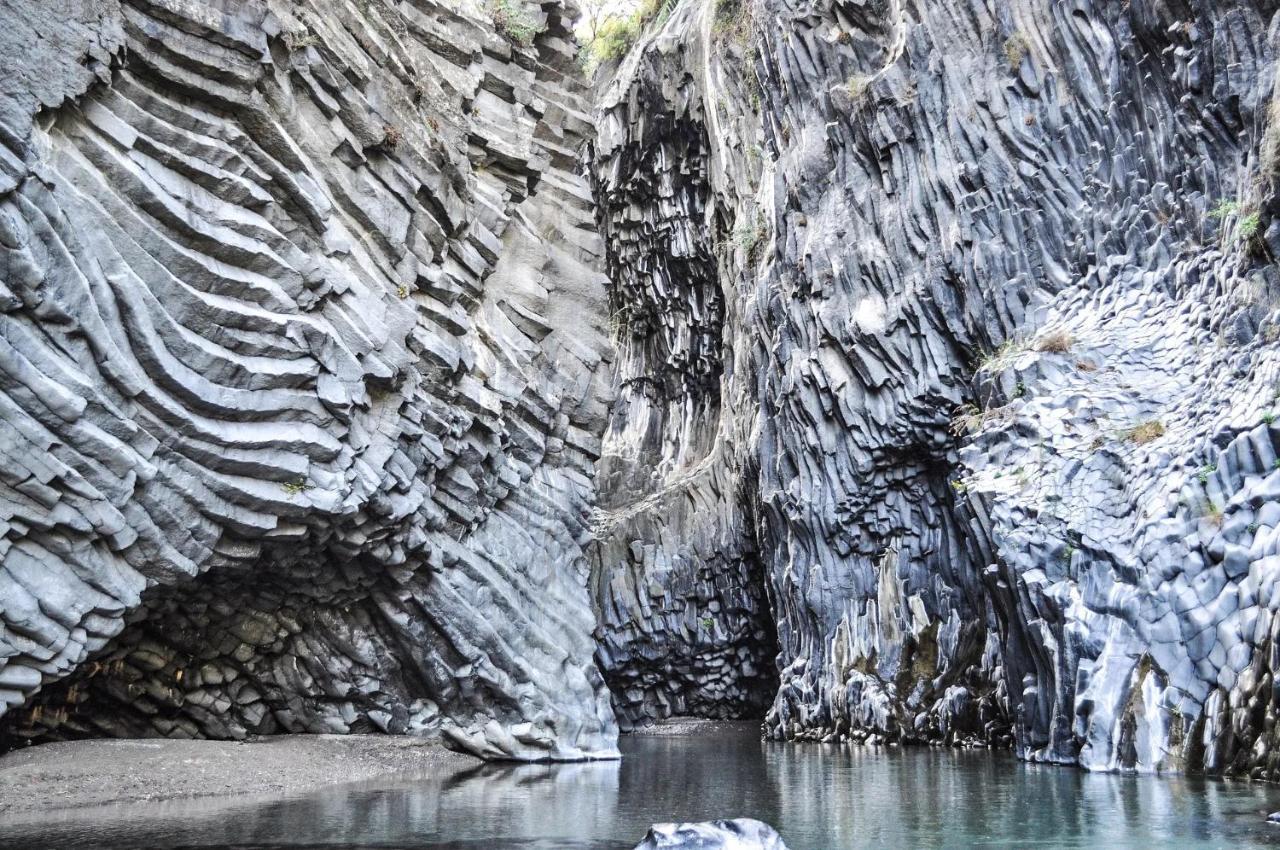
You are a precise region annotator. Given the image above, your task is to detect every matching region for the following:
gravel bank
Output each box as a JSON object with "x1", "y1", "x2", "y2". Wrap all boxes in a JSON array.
[{"x1": 0, "y1": 734, "x2": 474, "y2": 818}]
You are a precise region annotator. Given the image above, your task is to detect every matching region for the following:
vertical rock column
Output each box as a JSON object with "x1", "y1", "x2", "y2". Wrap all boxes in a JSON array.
[{"x1": 588, "y1": 0, "x2": 780, "y2": 729}]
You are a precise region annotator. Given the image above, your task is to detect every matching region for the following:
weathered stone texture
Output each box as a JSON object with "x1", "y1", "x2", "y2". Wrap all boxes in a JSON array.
[
  {"x1": 590, "y1": 0, "x2": 1280, "y2": 778},
  {"x1": 0, "y1": 0, "x2": 618, "y2": 761},
  {"x1": 588, "y1": 0, "x2": 781, "y2": 729},
  {"x1": 9, "y1": 0, "x2": 1280, "y2": 784}
]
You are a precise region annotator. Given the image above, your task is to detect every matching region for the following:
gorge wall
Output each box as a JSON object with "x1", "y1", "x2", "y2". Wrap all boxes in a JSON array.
[
  {"x1": 0, "y1": 0, "x2": 617, "y2": 761},
  {"x1": 6, "y1": 0, "x2": 1280, "y2": 783},
  {"x1": 589, "y1": 0, "x2": 1280, "y2": 781}
]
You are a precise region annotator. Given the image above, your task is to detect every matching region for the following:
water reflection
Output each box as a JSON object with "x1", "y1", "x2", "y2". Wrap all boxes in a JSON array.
[{"x1": 5, "y1": 728, "x2": 1280, "y2": 850}]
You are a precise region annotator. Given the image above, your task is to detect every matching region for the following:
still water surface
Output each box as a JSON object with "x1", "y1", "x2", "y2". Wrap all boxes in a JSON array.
[{"x1": 7, "y1": 727, "x2": 1280, "y2": 849}]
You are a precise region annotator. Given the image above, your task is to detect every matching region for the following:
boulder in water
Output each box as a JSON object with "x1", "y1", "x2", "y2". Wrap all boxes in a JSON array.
[{"x1": 633, "y1": 819, "x2": 789, "y2": 849}]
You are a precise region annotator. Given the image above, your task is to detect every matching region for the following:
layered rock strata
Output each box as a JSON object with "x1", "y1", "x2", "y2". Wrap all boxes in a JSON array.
[{"x1": 0, "y1": 0, "x2": 617, "y2": 761}]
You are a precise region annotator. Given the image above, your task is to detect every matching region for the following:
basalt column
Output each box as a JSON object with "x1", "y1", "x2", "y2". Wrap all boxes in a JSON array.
[
  {"x1": 588, "y1": 0, "x2": 780, "y2": 729},
  {"x1": 0, "y1": 0, "x2": 618, "y2": 761}
]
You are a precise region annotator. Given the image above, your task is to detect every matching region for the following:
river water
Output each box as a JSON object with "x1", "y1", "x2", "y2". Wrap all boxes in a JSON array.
[{"x1": 7, "y1": 726, "x2": 1280, "y2": 849}]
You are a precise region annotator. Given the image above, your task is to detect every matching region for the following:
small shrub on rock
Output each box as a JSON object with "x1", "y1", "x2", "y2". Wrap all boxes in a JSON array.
[
  {"x1": 1003, "y1": 33, "x2": 1030, "y2": 70},
  {"x1": 1122, "y1": 420, "x2": 1165, "y2": 445},
  {"x1": 491, "y1": 0, "x2": 537, "y2": 47}
]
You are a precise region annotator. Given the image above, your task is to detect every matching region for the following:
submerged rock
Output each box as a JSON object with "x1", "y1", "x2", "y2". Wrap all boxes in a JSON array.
[{"x1": 633, "y1": 819, "x2": 789, "y2": 850}]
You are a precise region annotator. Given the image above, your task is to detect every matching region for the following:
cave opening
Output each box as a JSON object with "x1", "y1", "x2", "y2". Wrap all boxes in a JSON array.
[{"x1": 0, "y1": 548, "x2": 447, "y2": 752}]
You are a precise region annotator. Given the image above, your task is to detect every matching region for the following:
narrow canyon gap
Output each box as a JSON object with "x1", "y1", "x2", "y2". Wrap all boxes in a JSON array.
[{"x1": 3, "y1": 0, "x2": 1280, "y2": 783}]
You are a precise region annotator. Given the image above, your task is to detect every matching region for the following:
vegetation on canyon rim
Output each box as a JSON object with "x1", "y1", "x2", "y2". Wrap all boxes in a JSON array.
[{"x1": 577, "y1": 0, "x2": 672, "y2": 66}]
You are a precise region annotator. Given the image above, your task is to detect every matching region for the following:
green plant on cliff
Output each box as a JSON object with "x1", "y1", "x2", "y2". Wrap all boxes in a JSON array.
[
  {"x1": 281, "y1": 479, "x2": 312, "y2": 497},
  {"x1": 713, "y1": 0, "x2": 752, "y2": 44},
  {"x1": 1210, "y1": 199, "x2": 1240, "y2": 220},
  {"x1": 1209, "y1": 199, "x2": 1265, "y2": 247},
  {"x1": 1239, "y1": 211, "x2": 1263, "y2": 242},
  {"x1": 491, "y1": 0, "x2": 537, "y2": 47},
  {"x1": 592, "y1": 16, "x2": 641, "y2": 61},
  {"x1": 582, "y1": 0, "x2": 673, "y2": 66}
]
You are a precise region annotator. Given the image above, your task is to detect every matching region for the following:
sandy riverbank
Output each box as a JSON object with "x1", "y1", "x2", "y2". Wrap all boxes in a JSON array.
[
  {"x1": 0, "y1": 720, "x2": 759, "y2": 821},
  {"x1": 0, "y1": 734, "x2": 474, "y2": 817}
]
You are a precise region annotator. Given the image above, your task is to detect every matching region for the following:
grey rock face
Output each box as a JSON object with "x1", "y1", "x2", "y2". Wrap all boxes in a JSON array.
[
  {"x1": 633, "y1": 819, "x2": 789, "y2": 850},
  {"x1": 0, "y1": 0, "x2": 618, "y2": 761},
  {"x1": 588, "y1": 0, "x2": 780, "y2": 729},
  {"x1": 590, "y1": 0, "x2": 1005, "y2": 745},
  {"x1": 8, "y1": 0, "x2": 1280, "y2": 786},
  {"x1": 589, "y1": 0, "x2": 1280, "y2": 777}
]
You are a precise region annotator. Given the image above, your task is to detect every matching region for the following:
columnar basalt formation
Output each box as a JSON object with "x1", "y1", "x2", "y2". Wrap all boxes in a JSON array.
[
  {"x1": 0, "y1": 0, "x2": 618, "y2": 761},
  {"x1": 7, "y1": 0, "x2": 1280, "y2": 784},
  {"x1": 590, "y1": 0, "x2": 1280, "y2": 778},
  {"x1": 588, "y1": 0, "x2": 781, "y2": 729},
  {"x1": 591, "y1": 0, "x2": 1006, "y2": 746}
]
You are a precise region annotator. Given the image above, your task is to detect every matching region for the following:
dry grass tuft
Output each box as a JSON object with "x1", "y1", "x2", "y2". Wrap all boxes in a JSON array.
[
  {"x1": 1122, "y1": 420, "x2": 1165, "y2": 445},
  {"x1": 950, "y1": 403, "x2": 1013, "y2": 436},
  {"x1": 1034, "y1": 329, "x2": 1073, "y2": 353},
  {"x1": 1003, "y1": 33, "x2": 1030, "y2": 69}
]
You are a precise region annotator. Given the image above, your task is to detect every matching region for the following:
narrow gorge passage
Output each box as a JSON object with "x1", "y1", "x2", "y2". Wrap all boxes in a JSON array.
[{"x1": 6, "y1": 0, "x2": 1280, "y2": 846}]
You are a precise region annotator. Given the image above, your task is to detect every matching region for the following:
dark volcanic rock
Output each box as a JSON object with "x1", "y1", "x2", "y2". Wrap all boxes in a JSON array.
[
  {"x1": 588, "y1": 0, "x2": 781, "y2": 730},
  {"x1": 0, "y1": 0, "x2": 617, "y2": 761},
  {"x1": 588, "y1": 0, "x2": 1280, "y2": 778}
]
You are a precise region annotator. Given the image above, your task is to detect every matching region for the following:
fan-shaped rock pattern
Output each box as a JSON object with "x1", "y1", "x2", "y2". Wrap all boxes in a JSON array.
[{"x1": 0, "y1": 0, "x2": 618, "y2": 761}]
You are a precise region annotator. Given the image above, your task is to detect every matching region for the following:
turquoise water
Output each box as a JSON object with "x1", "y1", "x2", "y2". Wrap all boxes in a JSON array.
[{"x1": 6, "y1": 727, "x2": 1280, "y2": 849}]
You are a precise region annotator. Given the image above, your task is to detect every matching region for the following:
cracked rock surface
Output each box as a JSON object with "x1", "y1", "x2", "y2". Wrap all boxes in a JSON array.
[
  {"x1": 589, "y1": 0, "x2": 1280, "y2": 778},
  {"x1": 9, "y1": 0, "x2": 1280, "y2": 785},
  {"x1": 0, "y1": 0, "x2": 617, "y2": 761}
]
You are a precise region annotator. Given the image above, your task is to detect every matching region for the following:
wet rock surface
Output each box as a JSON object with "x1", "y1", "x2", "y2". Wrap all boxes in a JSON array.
[
  {"x1": 0, "y1": 0, "x2": 616, "y2": 762},
  {"x1": 633, "y1": 819, "x2": 789, "y2": 850}
]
